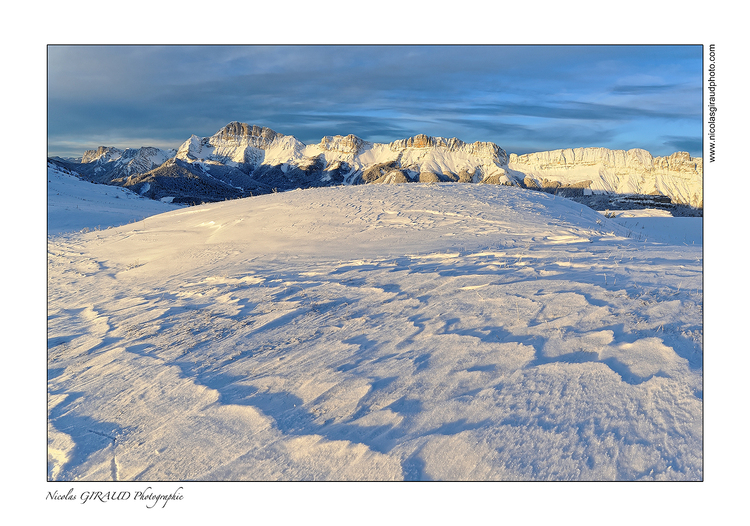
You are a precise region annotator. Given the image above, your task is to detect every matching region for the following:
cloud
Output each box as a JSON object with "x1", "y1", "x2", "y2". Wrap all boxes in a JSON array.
[
  {"x1": 47, "y1": 45, "x2": 702, "y2": 158},
  {"x1": 660, "y1": 136, "x2": 704, "y2": 156},
  {"x1": 610, "y1": 83, "x2": 682, "y2": 94}
]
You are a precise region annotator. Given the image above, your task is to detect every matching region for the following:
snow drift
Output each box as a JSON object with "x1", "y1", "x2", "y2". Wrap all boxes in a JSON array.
[
  {"x1": 48, "y1": 181, "x2": 702, "y2": 481},
  {"x1": 47, "y1": 162, "x2": 181, "y2": 235}
]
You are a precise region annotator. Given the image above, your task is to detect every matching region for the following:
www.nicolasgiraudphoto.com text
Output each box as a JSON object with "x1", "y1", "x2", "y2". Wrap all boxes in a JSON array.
[{"x1": 707, "y1": 43, "x2": 717, "y2": 162}]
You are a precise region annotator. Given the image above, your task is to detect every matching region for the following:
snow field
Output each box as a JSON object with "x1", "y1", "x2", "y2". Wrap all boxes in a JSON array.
[
  {"x1": 610, "y1": 211, "x2": 702, "y2": 245},
  {"x1": 47, "y1": 164, "x2": 181, "y2": 234},
  {"x1": 48, "y1": 183, "x2": 702, "y2": 480}
]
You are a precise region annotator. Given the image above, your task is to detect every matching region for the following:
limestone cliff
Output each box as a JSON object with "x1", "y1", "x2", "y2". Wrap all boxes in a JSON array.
[
  {"x1": 175, "y1": 121, "x2": 305, "y2": 168},
  {"x1": 318, "y1": 134, "x2": 367, "y2": 155},
  {"x1": 81, "y1": 146, "x2": 123, "y2": 164},
  {"x1": 508, "y1": 147, "x2": 702, "y2": 207},
  {"x1": 68, "y1": 123, "x2": 703, "y2": 209},
  {"x1": 388, "y1": 134, "x2": 507, "y2": 165}
]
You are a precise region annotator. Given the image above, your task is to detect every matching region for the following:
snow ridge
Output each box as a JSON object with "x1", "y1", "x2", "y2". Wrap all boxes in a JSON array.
[{"x1": 47, "y1": 161, "x2": 180, "y2": 234}]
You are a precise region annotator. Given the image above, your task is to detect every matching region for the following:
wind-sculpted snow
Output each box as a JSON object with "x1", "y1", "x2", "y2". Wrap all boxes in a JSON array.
[
  {"x1": 47, "y1": 163, "x2": 181, "y2": 234},
  {"x1": 47, "y1": 184, "x2": 702, "y2": 480}
]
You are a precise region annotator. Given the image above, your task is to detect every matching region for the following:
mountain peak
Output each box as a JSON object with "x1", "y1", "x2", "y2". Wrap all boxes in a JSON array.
[
  {"x1": 318, "y1": 134, "x2": 367, "y2": 154},
  {"x1": 388, "y1": 135, "x2": 507, "y2": 164},
  {"x1": 214, "y1": 122, "x2": 280, "y2": 142},
  {"x1": 81, "y1": 146, "x2": 123, "y2": 164}
]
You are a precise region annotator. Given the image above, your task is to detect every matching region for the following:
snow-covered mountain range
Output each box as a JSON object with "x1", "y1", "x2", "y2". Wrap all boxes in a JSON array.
[
  {"x1": 51, "y1": 122, "x2": 703, "y2": 208},
  {"x1": 73, "y1": 145, "x2": 177, "y2": 184}
]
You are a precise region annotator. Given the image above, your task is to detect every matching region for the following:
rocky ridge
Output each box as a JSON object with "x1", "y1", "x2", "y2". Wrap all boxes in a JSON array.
[
  {"x1": 509, "y1": 147, "x2": 703, "y2": 207},
  {"x1": 52, "y1": 122, "x2": 702, "y2": 210},
  {"x1": 81, "y1": 146, "x2": 123, "y2": 164},
  {"x1": 74, "y1": 146, "x2": 177, "y2": 184},
  {"x1": 319, "y1": 134, "x2": 367, "y2": 154},
  {"x1": 389, "y1": 134, "x2": 507, "y2": 164}
]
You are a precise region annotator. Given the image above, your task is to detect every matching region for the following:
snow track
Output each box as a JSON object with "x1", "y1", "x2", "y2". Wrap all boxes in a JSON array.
[{"x1": 48, "y1": 183, "x2": 702, "y2": 480}]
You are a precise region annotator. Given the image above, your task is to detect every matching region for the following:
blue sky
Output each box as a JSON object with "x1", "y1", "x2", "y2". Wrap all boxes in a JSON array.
[{"x1": 47, "y1": 45, "x2": 702, "y2": 159}]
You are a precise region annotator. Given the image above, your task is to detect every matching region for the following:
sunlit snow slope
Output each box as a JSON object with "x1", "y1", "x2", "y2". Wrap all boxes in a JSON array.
[
  {"x1": 48, "y1": 163, "x2": 181, "y2": 235},
  {"x1": 48, "y1": 184, "x2": 702, "y2": 481}
]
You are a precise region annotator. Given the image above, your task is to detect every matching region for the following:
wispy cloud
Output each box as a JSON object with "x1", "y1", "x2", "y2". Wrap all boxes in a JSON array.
[
  {"x1": 48, "y1": 45, "x2": 702, "y2": 158},
  {"x1": 660, "y1": 136, "x2": 704, "y2": 155}
]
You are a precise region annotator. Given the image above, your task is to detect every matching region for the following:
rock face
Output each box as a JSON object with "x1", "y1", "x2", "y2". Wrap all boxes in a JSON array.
[
  {"x1": 175, "y1": 121, "x2": 305, "y2": 169},
  {"x1": 81, "y1": 146, "x2": 123, "y2": 164},
  {"x1": 368, "y1": 134, "x2": 510, "y2": 185},
  {"x1": 116, "y1": 147, "x2": 176, "y2": 177},
  {"x1": 56, "y1": 123, "x2": 703, "y2": 209},
  {"x1": 171, "y1": 124, "x2": 514, "y2": 190},
  {"x1": 215, "y1": 121, "x2": 279, "y2": 143},
  {"x1": 389, "y1": 134, "x2": 507, "y2": 165},
  {"x1": 318, "y1": 134, "x2": 367, "y2": 155},
  {"x1": 508, "y1": 147, "x2": 703, "y2": 208},
  {"x1": 509, "y1": 147, "x2": 701, "y2": 175},
  {"x1": 72, "y1": 146, "x2": 176, "y2": 184}
]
